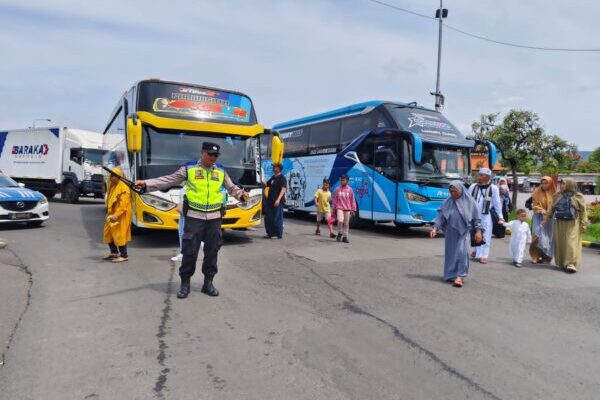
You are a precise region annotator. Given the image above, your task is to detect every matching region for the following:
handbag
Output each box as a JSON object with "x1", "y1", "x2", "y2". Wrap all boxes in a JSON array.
[
  {"x1": 327, "y1": 210, "x2": 337, "y2": 225},
  {"x1": 471, "y1": 230, "x2": 486, "y2": 247}
]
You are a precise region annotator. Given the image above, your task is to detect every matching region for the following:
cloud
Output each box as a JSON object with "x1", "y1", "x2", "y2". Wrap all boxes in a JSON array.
[{"x1": 0, "y1": 0, "x2": 598, "y2": 149}]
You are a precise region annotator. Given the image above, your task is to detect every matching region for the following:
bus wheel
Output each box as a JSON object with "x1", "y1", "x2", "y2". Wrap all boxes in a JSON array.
[{"x1": 393, "y1": 222, "x2": 412, "y2": 233}]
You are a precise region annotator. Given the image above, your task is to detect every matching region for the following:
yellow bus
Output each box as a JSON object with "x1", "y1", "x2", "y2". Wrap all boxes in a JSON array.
[{"x1": 102, "y1": 79, "x2": 277, "y2": 231}]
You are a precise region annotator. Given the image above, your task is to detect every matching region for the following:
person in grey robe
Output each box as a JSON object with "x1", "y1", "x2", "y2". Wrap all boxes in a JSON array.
[{"x1": 430, "y1": 180, "x2": 484, "y2": 287}]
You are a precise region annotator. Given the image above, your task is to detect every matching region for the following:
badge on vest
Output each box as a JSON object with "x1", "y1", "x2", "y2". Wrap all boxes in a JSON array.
[
  {"x1": 195, "y1": 169, "x2": 204, "y2": 179},
  {"x1": 211, "y1": 171, "x2": 220, "y2": 181}
]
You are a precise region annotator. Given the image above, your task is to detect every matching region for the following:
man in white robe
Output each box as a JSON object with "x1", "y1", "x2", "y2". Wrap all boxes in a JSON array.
[{"x1": 468, "y1": 168, "x2": 504, "y2": 263}]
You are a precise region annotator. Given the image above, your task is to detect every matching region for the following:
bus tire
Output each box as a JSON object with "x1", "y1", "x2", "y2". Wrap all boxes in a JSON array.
[{"x1": 62, "y1": 181, "x2": 79, "y2": 203}]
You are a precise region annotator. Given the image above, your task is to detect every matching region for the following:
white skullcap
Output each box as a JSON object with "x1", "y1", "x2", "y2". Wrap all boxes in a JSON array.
[{"x1": 478, "y1": 167, "x2": 492, "y2": 176}]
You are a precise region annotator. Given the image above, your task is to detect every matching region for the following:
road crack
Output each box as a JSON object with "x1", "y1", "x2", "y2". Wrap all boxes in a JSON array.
[
  {"x1": 153, "y1": 263, "x2": 175, "y2": 399},
  {"x1": 0, "y1": 248, "x2": 33, "y2": 367},
  {"x1": 286, "y1": 251, "x2": 504, "y2": 400}
]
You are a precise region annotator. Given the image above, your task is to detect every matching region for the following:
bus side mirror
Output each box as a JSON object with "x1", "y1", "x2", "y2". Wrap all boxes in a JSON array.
[
  {"x1": 344, "y1": 151, "x2": 361, "y2": 164},
  {"x1": 127, "y1": 114, "x2": 142, "y2": 153},
  {"x1": 412, "y1": 134, "x2": 423, "y2": 165},
  {"x1": 271, "y1": 133, "x2": 284, "y2": 165},
  {"x1": 487, "y1": 141, "x2": 498, "y2": 168}
]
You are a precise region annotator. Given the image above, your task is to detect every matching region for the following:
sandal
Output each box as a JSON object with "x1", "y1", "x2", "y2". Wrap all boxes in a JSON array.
[
  {"x1": 103, "y1": 253, "x2": 119, "y2": 261},
  {"x1": 263, "y1": 235, "x2": 272, "y2": 239},
  {"x1": 479, "y1": 258, "x2": 489, "y2": 264},
  {"x1": 111, "y1": 256, "x2": 129, "y2": 263},
  {"x1": 315, "y1": 230, "x2": 321, "y2": 235},
  {"x1": 453, "y1": 277, "x2": 463, "y2": 288}
]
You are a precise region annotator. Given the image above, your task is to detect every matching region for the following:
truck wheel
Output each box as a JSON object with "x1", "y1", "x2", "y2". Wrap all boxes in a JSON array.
[{"x1": 62, "y1": 182, "x2": 79, "y2": 204}]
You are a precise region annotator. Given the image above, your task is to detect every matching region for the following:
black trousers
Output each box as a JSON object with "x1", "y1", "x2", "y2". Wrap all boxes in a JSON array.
[
  {"x1": 180, "y1": 216, "x2": 222, "y2": 280},
  {"x1": 108, "y1": 243, "x2": 128, "y2": 257}
]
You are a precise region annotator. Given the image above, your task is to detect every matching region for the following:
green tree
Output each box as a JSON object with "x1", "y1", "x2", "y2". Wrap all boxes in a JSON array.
[
  {"x1": 589, "y1": 146, "x2": 600, "y2": 164},
  {"x1": 472, "y1": 110, "x2": 545, "y2": 206},
  {"x1": 472, "y1": 110, "x2": 575, "y2": 206}
]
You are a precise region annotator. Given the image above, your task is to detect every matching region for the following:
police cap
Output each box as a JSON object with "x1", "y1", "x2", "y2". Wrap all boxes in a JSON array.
[{"x1": 202, "y1": 142, "x2": 221, "y2": 155}]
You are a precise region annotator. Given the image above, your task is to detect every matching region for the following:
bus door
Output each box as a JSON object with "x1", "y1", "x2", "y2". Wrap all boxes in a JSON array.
[
  {"x1": 371, "y1": 137, "x2": 400, "y2": 221},
  {"x1": 355, "y1": 136, "x2": 399, "y2": 221}
]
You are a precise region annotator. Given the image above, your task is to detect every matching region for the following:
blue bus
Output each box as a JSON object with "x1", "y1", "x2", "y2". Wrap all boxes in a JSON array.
[{"x1": 261, "y1": 101, "x2": 497, "y2": 227}]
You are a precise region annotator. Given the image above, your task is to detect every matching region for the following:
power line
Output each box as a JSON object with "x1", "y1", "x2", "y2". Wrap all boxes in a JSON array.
[{"x1": 365, "y1": 0, "x2": 600, "y2": 52}]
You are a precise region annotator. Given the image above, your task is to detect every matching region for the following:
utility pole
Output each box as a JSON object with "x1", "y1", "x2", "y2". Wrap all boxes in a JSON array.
[{"x1": 431, "y1": 0, "x2": 447, "y2": 112}]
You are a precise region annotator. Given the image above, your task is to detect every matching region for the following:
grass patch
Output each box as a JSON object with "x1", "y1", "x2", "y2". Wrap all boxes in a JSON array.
[{"x1": 583, "y1": 223, "x2": 600, "y2": 244}]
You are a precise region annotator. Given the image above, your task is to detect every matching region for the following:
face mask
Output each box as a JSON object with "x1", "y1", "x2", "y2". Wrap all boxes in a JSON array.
[{"x1": 500, "y1": 184, "x2": 508, "y2": 191}]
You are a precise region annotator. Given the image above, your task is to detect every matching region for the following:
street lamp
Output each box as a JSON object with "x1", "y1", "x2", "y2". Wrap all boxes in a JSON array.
[
  {"x1": 430, "y1": 0, "x2": 448, "y2": 112},
  {"x1": 31, "y1": 118, "x2": 51, "y2": 128}
]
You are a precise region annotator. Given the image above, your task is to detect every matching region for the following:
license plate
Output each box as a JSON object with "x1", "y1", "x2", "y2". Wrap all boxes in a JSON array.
[{"x1": 9, "y1": 213, "x2": 32, "y2": 220}]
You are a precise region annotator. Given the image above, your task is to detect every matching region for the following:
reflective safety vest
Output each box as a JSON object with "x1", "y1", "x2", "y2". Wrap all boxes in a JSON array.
[{"x1": 185, "y1": 163, "x2": 225, "y2": 212}]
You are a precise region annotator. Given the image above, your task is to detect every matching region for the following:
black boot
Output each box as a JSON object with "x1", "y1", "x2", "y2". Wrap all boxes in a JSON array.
[
  {"x1": 177, "y1": 277, "x2": 191, "y2": 299},
  {"x1": 201, "y1": 276, "x2": 219, "y2": 297}
]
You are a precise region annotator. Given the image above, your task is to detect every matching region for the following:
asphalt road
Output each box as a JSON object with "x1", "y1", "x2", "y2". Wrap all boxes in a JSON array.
[{"x1": 0, "y1": 200, "x2": 598, "y2": 400}]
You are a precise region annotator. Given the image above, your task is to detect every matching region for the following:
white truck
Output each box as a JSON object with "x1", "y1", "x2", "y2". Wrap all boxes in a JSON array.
[{"x1": 0, "y1": 127, "x2": 105, "y2": 203}]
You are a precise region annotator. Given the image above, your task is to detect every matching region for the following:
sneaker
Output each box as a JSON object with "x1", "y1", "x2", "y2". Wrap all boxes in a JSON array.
[
  {"x1": 336, "y1": 233, "x2": 342, "y2": 242},
  {"x1": 514, "y1": 262, "x2": 522, "y2": 268},
  {"x1": 171, "y1": 253, "x2": 183, "y2": 262},
  {"x1": 329, "y1": 233, "x2": 336, "y2": 238},
  {"x1": 342, "y1": 236, "x2": 349, "y2": 243}
]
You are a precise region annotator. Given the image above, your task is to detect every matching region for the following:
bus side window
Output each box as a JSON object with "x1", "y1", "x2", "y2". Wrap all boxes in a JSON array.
[
  {"x1": 308, "y1": 120, "x2": 341, "y2": 154},
  {"x1": 280, "y1": 127, "x2": 310, "y2": 156},
  {"x1": 341, "y1": 115, "x2": 374, "y2": 148},
  {"x1": 260, "y1": 131, "x2": 272, "y2": 159}
]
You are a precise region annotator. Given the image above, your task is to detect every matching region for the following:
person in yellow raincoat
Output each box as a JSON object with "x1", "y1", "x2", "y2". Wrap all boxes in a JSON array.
[{"x1": 103, "y1": 167, "x2": 132, "y2": 263}]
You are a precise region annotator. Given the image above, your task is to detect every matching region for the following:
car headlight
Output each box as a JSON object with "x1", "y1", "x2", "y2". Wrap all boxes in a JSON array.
[
  {"x1": 237, "y1": 194, "x2": 262, "y2": 210},
  {"x1": 140, "y1": 194, "x2": 176, "y2": 211},
  {"x1": 39, "y1": 196, "x2": 48, "y2": 205},
  {"x1": 405, "y1": 191, "x2": 429, "y2": 203}
]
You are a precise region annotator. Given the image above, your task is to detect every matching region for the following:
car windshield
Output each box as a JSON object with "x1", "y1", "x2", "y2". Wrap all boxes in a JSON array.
[
  {"x1": 83, "y1": 149, "x2": 105, "y2": 166},
  {"x1": 140, "y1": 127, "x2": 260, "y2": 187},
  {"x1": 0, "y1": 175, "x2": 20, "y2": 187},
  {"x1": 405, "y1": 144, "x2": 469, "y2": 181}
]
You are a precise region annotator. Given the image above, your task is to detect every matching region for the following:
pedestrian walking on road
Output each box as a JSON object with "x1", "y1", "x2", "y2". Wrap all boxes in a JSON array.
[
  {"x1": 547, "y1": 178, "x2": 588, "y2": 273},
  {"x1": 498, "y1": 178, "x2": 513, "y2": 222},
  {"x1": 332, "y1": 174, "x2": 356, "y2": 243},
  {"x1": 468, "y1": 168, "x2": 504, "y2": 264},
  {"x1": 430, "y1": 180, "x2": 483, "y2": 287},
  {"x1": 529, "y1": 176, "x2": 556, "y2": 264},
  {"x1": 135, "y1": 142, "x2": 249, "y2": 298},
  {"x1": 314, "y1": 178, "x2": 335, "y2": 238},
  {"x1": 103, "y1": 167, "x2": 132, "y2": 263},
  {"x1": 263, "y1": 163, "x2": 287, "y2": 239},
  {"x1": 503, "y1": 209, "x2": 532, "y2": 268}
]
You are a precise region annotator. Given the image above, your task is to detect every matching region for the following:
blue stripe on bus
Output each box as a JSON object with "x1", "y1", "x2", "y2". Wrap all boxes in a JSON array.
[{"x1": 273, "y1": 100, "x2": 387, "y2": 130}]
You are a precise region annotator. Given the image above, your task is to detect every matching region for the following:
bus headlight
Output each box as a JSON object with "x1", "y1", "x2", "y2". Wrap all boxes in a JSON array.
[
  {"x1": 140, "y1": 194, "x2": 176, "y2": 211},
  {"x1": 237, "y1": 194, "x2": 262, "y2": 210},
  {"x1": 405, "y1": 191, "x2": 429, "y2": 203}
]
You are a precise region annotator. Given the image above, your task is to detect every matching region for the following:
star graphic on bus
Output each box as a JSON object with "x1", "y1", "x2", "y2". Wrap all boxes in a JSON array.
[{"x1": 408, "y1": 113, "x2": 425, "y2": 129}]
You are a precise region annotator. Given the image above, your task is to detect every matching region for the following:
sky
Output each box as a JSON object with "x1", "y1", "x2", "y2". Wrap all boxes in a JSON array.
[{"x1": 1, "y1": 0, "x2": 599, "y2": 150}]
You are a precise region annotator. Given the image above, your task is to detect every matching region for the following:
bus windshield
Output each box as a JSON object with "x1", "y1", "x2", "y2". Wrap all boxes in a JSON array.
[
  {"x1": 405, "y1": 144, "x2": 469, "y2": 181},
  {"x1": 140, "y1": 127, "x2": 259, "y2": 186}
]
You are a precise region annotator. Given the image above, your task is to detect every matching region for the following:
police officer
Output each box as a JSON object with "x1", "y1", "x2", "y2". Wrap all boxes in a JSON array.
[{"x1": 135, "y1": 142, "x2": 249, "y2": 299}]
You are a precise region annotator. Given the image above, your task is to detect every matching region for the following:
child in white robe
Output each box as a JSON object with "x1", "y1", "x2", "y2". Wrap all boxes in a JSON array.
[{"x1": 503, "y1": 209, "x2": 532, "y2": 268}]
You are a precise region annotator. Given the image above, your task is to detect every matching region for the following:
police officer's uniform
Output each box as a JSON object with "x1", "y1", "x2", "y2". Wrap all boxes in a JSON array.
[{"x1": 141, "y1": 142, "x2": 246, "y2": 298}]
